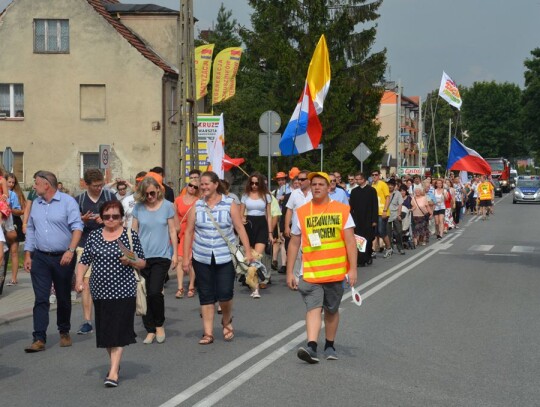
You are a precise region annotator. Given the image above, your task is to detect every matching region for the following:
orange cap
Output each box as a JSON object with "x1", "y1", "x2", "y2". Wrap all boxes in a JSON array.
[
  {"x1": 275, "y1": 171, "x2": 287, "y2": 179},
  {"x1": 136, "y1": 171, "x2": 165, "y2": 191},
  {"x1": 289, "y1": 167, "x2": 300, "y2": 180}
]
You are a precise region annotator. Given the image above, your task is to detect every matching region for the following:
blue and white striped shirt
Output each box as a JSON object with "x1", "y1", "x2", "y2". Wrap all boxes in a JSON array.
[{"x1": 192, "y1": 195, "x2": 236, "y2": 265}]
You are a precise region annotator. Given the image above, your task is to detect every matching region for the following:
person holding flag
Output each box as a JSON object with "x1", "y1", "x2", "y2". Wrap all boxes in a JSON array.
[{"x1": 279, "y1": 35, "x2": 331, "y2": 156}]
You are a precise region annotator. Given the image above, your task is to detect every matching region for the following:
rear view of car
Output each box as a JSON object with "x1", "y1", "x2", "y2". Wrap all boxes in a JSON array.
[{"x1": 513, "y1": 176, "x2": 540, "y2": 204}]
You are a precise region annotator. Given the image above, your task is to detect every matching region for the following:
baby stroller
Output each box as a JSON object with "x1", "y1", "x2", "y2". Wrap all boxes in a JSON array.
[{"x1": 401, "y1": 206, "x2": 415, "y2": 250}]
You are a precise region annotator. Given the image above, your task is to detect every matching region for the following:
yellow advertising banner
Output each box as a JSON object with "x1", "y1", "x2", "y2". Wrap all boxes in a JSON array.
[
  {"x1": 194, "y1": 44, "x2": 215, "y2": 100},
  {"x1": 212, "y1": 47, "x2": 243, "y2": 105}
]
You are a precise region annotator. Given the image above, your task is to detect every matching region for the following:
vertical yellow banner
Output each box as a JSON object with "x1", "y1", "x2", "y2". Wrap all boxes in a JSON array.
[
  {"x1": 211, "y1": 47, "x2": 243, "y2": 105},
  {"x1": 195, "y1": 44, "x2": 215, "y2": 100}
]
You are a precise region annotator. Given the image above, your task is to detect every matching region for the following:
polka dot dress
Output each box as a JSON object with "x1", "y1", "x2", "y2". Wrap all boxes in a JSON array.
[{"x1": 80, "y1": 228, "x2": 145, "y2": 300}]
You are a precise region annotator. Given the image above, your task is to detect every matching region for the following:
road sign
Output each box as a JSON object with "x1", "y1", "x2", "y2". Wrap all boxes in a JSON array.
[
  {"x1": 99, "y1": 144, "x2": 110, "y2": 170},
  {"x1": 259, "y1": 134, "x2": 281, "y2": 157},
  {"x1": 352, "y1": 142, "x2": 372, "y2": 163},
  {"x1": 2, "y1": 147, "x2": 13, "y2": 173},
  {"x1": 259, "y1": 110, "x2": 281, "y2": 133}
]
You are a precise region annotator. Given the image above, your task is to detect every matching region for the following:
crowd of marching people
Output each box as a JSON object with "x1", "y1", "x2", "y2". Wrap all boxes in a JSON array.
[{"x1": 0, "y1": 164, "x2": 495, "y2": 383}]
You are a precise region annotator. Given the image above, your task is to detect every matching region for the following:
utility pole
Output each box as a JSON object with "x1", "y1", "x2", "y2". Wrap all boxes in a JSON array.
[
  {"x1": 178, "y1": 0, "x2": 198, "y2": 189},
  {"x1": 395, "y1": 79, "x2": 402, "y2": 175}
]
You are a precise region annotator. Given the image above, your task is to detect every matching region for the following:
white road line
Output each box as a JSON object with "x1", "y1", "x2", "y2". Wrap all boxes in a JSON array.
[
  {"x1": 157, "y1": 321, "x2": 305, "y2": 407},
  {"x1": 180, "y1": 247, "x2": 445, "y2": 407},
  {"x1": 485, "y1": 253, "x2": 518, "y2": 257},
  {"x1": 511, "y1": 246, "x2": 535, "y2": 253},
  {"x1": 468, "y1": 244, "x2": 494, "y2": 252}
]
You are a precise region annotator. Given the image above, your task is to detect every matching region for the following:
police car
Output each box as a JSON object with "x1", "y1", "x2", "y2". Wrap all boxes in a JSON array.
[{"x1": 513, "y1": 176, "x2": 540, "y2": 204}]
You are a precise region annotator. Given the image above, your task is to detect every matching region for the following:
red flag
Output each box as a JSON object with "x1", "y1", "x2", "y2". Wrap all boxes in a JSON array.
[{"x1": 223, "y1": 154, "x2": 245, "y2": 171}]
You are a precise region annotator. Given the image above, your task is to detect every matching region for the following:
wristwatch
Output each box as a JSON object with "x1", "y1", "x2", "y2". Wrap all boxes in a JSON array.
[{"x1": 67, "y1": 248, "x2": 76, "y2": 253}]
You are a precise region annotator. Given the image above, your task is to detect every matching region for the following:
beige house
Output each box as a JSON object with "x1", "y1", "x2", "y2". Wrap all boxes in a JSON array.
[
  {"x1": 377, "y1": 90, "x2": 423, "y2": 176},
  {"x1": 0, "y1": 0, "x2": 182, "y2": 191}
]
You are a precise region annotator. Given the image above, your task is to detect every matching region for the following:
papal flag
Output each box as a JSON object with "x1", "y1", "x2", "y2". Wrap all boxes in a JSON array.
[
  {"x1": 195, "y1": 44, "x2": 215, "y2": 100},
  {"x1": 438, "y1": 71, "x2": 462, "y2": 110},
  {"x1": 279, "y1": 34, "x2": 331, "y2": 156},
  {"x1": 212, "y1": 47, "x2": 243, "y2": 105}
]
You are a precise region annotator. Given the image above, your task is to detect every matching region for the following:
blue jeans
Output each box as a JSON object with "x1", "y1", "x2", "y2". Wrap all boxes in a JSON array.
[{"x1": 30, "y1": 251, "x2": 76, "y2": 342}]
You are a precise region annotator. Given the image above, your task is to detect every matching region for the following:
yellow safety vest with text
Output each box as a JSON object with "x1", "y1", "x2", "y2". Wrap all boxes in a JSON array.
[{"x1": 297, "y1": 200, "x2": 350, "y2": 283}]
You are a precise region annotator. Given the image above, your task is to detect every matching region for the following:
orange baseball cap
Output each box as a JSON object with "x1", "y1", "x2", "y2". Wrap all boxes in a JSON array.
[
  {"x1": 289, "y1": 167, "x2": 300, "y2": 179},
  {"x1": 275, "y1": 171, "x2": 287, "y2": 179}
]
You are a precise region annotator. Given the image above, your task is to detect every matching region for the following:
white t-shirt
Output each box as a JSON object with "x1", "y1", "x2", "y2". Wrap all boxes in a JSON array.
[
  {"x1": 241, "y1": 194, "x2": 271, "y2": 216},
  {"x1": 286, "y1": 189, "x2": 313, "y2": 211},
  {"x1": 122, "y1": 194, "x2": 136, "y2": 229}
]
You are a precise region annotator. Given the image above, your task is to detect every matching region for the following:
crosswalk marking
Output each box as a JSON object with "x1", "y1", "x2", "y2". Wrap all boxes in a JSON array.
[
  {"x1": 510, "y1": 246, "x2": 535, "y2": 253},
  {"x1": 469, "y1": 245, "x2": 494, "y2": 252}
]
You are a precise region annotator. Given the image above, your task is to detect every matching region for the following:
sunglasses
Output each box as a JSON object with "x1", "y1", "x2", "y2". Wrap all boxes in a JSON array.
[
  {"x1": 371, "y1": 173, "x2": 379, "y2": 177},
  {"x1": 251, "y1": 181, "x2": 259, "y2": 186},
  {"x1": 146, "y1": 191, "x2": 157, "y2": 198},
  {"x1": 188, "y1": 183, "x2": 199, "y2": 190},
  {"x1": 117, "y1": 188, "x2": 126, "y2": 192},
  {"x1": 102, "y1": 214, "x2": 121, "y2": 221},
  {"x1": 297, "y1": 178, "x2": 308, "y2": 181}
]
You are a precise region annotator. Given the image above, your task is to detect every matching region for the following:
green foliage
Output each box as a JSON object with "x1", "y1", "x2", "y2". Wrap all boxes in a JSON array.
[
  {"x1": 208, "y1": 0, "x2": 387, "y2": 179},
  {"x1": 522, "y1": 48, "x2": 540, "y2": 160},
  {"x1": 424, "y1": 81, "x2": 526, "y2": 172}
]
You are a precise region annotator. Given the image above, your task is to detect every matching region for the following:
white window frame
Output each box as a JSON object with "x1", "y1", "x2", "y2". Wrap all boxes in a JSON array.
[
  {"x1": 34, "y1": 19, "x2": 70, "y2": 53},
  {"x1": 80, "y1": 152, "x2": 100, "y2": 178},
  {"x1": 0, "y1": 83, "x2": 24, "y2": 118}
]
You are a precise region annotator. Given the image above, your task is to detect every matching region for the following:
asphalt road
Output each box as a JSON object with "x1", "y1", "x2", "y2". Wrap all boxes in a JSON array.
[{"x1": 1, "y1": 193, "x2": 539, "y2": 407}]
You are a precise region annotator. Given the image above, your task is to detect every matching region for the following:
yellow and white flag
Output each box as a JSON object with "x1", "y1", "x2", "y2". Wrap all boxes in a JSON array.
[
  {"x1": 306, "y1": 34, "x2": 331, "y2": 114},
  {"x1": 212, "y1": 47, "x2": 243, "y2": 105},
  {"x1": 438, "y1": 71, "x2": 462, "y2": 110},
  {"x1": 195, "y1": 44, "x2": 215, "y2": 100}
]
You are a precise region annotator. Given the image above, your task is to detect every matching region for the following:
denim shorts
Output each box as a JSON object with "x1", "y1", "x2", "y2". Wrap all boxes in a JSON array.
[
  {"x1": 377, "y1": 216, "x2": 388, "y2": 237},
  {"x1": 297, "y1": 277, "x2": 344, "y2": 314},
  {"x1": 192, "y1": 256, "x2": 236, "y2": 305}
]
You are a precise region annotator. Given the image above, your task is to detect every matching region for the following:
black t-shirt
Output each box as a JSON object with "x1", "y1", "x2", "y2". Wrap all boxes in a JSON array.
[
  {"x1": 164, "y1": 184, "x2": 175, "y2": 203},
  {"x1": 75, "y1": 190, "x2": 117, "y2": 247}
]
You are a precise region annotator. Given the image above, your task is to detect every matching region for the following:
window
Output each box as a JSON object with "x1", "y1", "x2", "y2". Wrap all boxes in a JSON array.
[
  {"x1": 0, "y1": 151, "x2": 24, "y2": 181},
  {"x1": 34, "y1": 19, "x2": 69, "y2": 53},
  {"x1": 0, "y1": 84, "x2": 24, "y2": 118},
  {"x1": 80, "y1": 152, "x2": 100, "y2": 178},
  {"x1": 80, "y1": 85, "x2": 106, "y2": 120}
]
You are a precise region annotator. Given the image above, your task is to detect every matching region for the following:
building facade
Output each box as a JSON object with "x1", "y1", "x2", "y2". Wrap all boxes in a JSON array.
[
  {"x1": 377, "y1": 89, "x2": 423, "y2": 177},
  {"x1": 0, "y1": 0, "x2": 182, "y2": 191}
]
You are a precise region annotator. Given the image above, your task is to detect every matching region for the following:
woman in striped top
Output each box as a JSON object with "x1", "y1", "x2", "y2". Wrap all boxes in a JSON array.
[{"x1": 182, "y1": 171, "x2": 252, "y2": 345}]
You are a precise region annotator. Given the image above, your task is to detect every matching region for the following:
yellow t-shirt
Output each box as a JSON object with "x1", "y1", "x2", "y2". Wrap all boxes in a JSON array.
[
  {"x1": 478, "y1": 182, "x2": 493, "y2": 201},
  {"x1": 373, "y1": 181, "x2": 390, "y2": 216}
]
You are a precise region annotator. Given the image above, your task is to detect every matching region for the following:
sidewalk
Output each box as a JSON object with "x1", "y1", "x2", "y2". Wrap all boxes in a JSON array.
[{"x1": 0, "y1": 268, "x2": 41, "y2": 325}]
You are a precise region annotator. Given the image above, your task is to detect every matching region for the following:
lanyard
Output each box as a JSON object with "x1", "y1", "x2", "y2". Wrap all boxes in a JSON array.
[{"x1": 309, "y1": 200, "x2": 332, "y2": 228}]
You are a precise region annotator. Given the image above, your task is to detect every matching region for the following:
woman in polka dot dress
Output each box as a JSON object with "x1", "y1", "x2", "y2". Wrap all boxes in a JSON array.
[{"x1": 76, "y1": 201, "x2": 146, "y2": 387}]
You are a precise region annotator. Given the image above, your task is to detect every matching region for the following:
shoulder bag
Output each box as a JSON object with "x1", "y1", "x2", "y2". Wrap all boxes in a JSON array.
[{"x1": 127, "y1": 228, "x2": 147, "y2": 316}]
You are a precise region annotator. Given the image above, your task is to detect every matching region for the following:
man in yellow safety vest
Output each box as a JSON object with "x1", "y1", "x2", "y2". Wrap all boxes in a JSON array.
[{"x1": 286, "y1": 172, "x2": 357, "y2": 364}]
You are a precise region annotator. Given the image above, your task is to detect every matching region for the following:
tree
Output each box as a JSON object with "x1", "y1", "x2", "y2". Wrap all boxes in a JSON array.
[
  {"x1": 214, "y1": 0, "x2": 387, "y2": 178},
  {"x1": 204, "y1": 3, "x2": 241, "y2": 52},
  {"x1": 522, "y1": 48, "x2": 540, "y2": 160},
  {"x1": 461, "y1": 81, "x2": 525, "y2": 160}
]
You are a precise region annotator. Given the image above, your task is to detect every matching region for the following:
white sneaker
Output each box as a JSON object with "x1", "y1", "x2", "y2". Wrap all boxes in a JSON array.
[
  {"x1": 383, "y1": 248, "x2": 393, "y2": 258},
  {"x1": 49, "y1": 294, "x2": 56, "y2": 304},
  {"x1": 252, "y1": 289, "x2": 261, "y2": 299}
]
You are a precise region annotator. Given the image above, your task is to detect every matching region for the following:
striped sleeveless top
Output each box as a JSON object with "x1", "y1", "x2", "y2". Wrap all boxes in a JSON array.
[{"x1": 192, "y1": 195, "x2": 237, "y2": 265}]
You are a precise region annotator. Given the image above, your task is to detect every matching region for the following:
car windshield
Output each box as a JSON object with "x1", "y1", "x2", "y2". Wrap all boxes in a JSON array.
[
  {"x1": 517, "y1": 181, "x2": 540, "y2": 188},
  {"x1": 486, "y1": 160, "x2": 504, "y2": 171}
]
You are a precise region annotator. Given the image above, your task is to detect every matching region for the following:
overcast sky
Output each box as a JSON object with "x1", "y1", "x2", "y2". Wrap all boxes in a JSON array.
[{"x1": 2, "y1": 0, "x2": 538, "y2": 99}]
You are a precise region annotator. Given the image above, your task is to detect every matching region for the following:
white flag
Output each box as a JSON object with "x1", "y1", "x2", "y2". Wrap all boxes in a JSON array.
[
  {"x1": 207, "y1": 113, "x2": 225, "y2": 179},
  {"x1": 438, "y1": 71, "x2": 462, "y2": 110}
]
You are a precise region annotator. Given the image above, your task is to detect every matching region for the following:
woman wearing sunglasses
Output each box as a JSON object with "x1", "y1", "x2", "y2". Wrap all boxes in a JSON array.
[
  {"x1": 132, "y1": 177, "x2": 178, "y2": 344},
  {"x1": 174, "y1": 179, "x2": 200, "y2": 299},
  {"x1": 240, "y1": 172, "x2": 273, "y2": 299},
  {"x1": 76, "y1": 201, "x2": 146, "y2": 387}
]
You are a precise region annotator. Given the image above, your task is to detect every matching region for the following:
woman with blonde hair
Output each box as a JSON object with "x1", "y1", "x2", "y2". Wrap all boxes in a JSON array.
[{"x1": 132, "y1": 176, "x2": 178, "y2": 344}]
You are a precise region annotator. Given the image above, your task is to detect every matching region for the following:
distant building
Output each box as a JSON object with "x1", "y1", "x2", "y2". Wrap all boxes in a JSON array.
[
  {"x1": 0, "y1": 0, "x2": 183, "y2": 191},
  {"x1": 377, "y1": 90, "x2": 423, "y2": 177}
]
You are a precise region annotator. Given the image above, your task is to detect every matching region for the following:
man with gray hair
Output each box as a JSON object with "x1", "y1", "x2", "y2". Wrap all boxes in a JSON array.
[{"x1": 23, "y1": 171, "x2": 83, "y2": 353}]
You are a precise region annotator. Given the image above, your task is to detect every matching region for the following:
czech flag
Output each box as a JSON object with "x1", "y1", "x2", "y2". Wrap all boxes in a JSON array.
[
  {"x1": 279, "y1": 35, "x2": 331, "y2": 156},
  {"x1": 447, "y1": 137, "x2": 491, "y2": 175}
]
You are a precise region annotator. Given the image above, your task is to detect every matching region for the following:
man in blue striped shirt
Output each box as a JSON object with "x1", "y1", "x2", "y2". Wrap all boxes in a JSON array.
[{"x1": 23, "y1": 171, "x2": 83, "y2": 353}]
